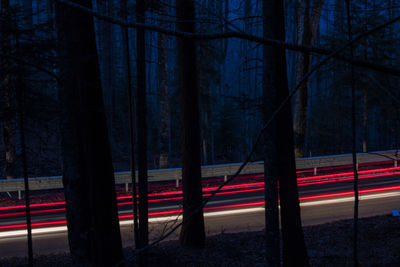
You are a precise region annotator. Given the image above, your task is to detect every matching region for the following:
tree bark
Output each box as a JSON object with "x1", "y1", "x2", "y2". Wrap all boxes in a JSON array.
[
  {"x1": 96, "y1": 0, "x2": 115, "y2": 140},
  {"x1": 264, "y1": 0, "x2": 309, "y2": 266},
  {"x1": 262, "y1": 0, "x2": 280, "y2": 265},
  {"x1": 55, "y1": 0, "x2": 123, "y2": 265},
  {"x1": 1, "y1": 0, "x2": 17, "y2": 180},
  {"x1": 121, "y1": 0, "x2": 139, "y2": 248},
  {"x1": 136, "y1": 1, "x2": 149, "y2": 265},
  {"x1": 176, "y1": 0, "x2": 206, "y2": 248}
]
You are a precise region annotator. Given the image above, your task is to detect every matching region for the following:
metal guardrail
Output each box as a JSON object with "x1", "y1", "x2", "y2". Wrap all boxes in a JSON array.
[{"x1": 0, "y1": 149, "x2": 399, "y2": 195}]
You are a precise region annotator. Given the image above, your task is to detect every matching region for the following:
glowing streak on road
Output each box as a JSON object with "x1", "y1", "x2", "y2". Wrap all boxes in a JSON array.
[
  {"x1": 1, "y1": 165, "x2": 398, "y2": 213},
  {"x1": 1, "y1": 168, "x2": 399, "y2": 219},
  {"x1": 297, "y1": 166, "x2": 400, "y2": 182},
  {"x1": 0, "y1": 208, "x2": 66, "y2": 218},
  {"x1": 0, "y1": 201, "x2": 65, "y2": 211},
  {"x1": 2, "y1": 188, "x2": 400, "y2": 239},
  {"x1": 2, "y1": 184, "x2": 400, "y2": 233}
]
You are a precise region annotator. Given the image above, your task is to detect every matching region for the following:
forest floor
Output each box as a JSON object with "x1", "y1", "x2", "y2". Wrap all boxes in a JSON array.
[{"x1": 1, "y1": 214, "x2": 399, "y2": 266}]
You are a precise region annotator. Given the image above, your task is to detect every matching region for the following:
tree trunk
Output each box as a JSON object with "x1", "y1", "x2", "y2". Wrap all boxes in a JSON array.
[
  {"x1": 264, "y1": 0, "x2": 309, "y2": 266},
  {"x1": 96, "y1": 0, "x2": 115, "y2": 141},
  {"x1": 55, "y1": 0, "x2": 123, "y2": 265},
  {"x1": 136, "y1": 1, "x2": 149, "y2": 265},
  {"x1": 121, "y1": 0, "x2": 139, "y2": 248},
  {"x1": 363, "y1": 90, "x2": 367, "y2": 152},
  {"x1": 158, "y1": 1, "x2": 170, "y2": 169},
  {"x1": 1, "y1": 0, "x2": 17, "y2": 180},
  {"x1": 293, "y1": 0, "x2": 324, "y2": 157},
  {"x1": 262, "y1": 0, "x2": 279, "y2": 263},
  {"x1": 176, "y1": 0, "x2": 206, "y2": 248}
]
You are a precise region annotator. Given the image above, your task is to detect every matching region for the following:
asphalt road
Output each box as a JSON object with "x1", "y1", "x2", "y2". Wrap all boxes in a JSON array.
[{"x1": 0, "y1": 167, "x2": 399, "y2": 258}]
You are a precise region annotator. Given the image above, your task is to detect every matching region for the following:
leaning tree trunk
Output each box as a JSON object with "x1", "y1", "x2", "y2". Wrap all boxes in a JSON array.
[
  {"x1": 1, "y1": 0, "x2": 17, "y2": 180},
  {"x1": 55, "y1": 0, "x2": 123, "y2": 265},
  {"x1": 176, "y1": 0, "x2": 206, "y2": 248}
]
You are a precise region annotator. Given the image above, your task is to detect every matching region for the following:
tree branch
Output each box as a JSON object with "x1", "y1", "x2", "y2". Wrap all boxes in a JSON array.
[{"x1": 55, "y1": 0, "x2": 400, "y2": 77}]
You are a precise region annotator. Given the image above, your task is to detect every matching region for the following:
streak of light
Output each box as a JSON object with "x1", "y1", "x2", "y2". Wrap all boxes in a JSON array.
[
  {"x1": 1, "y1": 167, "x2": 399, "y2": 218},
  {"x1": 2, "y1": 188, "x2": 399, "y2": 239}
]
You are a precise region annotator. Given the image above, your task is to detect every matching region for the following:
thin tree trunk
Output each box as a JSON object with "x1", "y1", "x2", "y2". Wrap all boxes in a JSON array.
[
  {"x1": 158, "y1": 1, "x2": 170, "y2": 169},
  {"x1": 55, "y1": 0, "x2": 123, "y2": 265},
  {"x1": 176, "y1": 0, "x2": 206, "y2": 248},
  {"x1": 272, "y1": 0, "x2": 309, "y2": 266},
  {"x1": 15, "y1": 14, "x2": 34, "y2": 266},
  {"x1": 121, "y1": 0, "x2": 139, "y2": 248},
  {"x1": 136, "y1": 0, "x2": 149, "y2": 265},
  {"x1": 363, "y1": 90, "x2": 367, "y2": 152}
]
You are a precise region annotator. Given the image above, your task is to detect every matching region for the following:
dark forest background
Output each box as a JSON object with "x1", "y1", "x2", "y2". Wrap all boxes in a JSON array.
[{"x1": 1, "y1": 0, "x2": 399, "y2": 179}]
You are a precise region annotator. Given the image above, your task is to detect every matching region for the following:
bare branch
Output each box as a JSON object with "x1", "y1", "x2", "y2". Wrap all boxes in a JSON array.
[{"x1": 55, "y1": 0, "x2": 400, "y2": 77}]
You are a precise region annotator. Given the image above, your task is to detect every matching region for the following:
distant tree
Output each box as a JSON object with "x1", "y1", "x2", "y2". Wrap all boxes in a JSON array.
[
  {"x1": 158, "y1": 0, "x2": 170, "y2": 169},
  {"x1": 293, "y1": 0, "x2": 324, "y2": 157},
  {"x1": 176, "y1": 0, "x2": 206, "y2": 248},
  {"x1": 0, "y1": 0, "x2": 17, "y2": 179},
  {"x1": 263, "y1": 0, "x2": 309, "y2": 266},
  {"x1": 198, "y1": 0, "x2": 226, "y2": 165},
  {"x1": 54, "y1": 0, "x2": 123, "y2": 265}
]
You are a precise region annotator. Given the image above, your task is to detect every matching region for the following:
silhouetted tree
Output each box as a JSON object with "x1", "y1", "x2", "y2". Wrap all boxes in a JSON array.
[
  {"x1": 0, "y1": 0, "x2": 17, "y2": 179},
  {"x1": 176, "y1": 0, "x2": 206, "y2": 248},
  {"x1": 262, "y1": 0, "x2": 280, "y2": 265},
  {"x1": 263, "y1": 0, "x2": 309, "y2": 266},
  {"x1": 55, "y1": 0, "x2": 123, "y2": 265},
  {"x1": 136, "y1": 0, "x2": 149, "y2": 266}
]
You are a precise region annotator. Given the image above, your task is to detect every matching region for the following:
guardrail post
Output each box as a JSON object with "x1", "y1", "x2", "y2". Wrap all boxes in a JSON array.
[
  {"x1": 224, "y1": 175, "x2": 227, "y2": 182},
  {"x1": 18, "y1": 190, "x2": 21, "y2": 200},
  {"x1": 395, "y1": 160, "x2": 398, "y2": 167},
  {"x1": 176, "y1": 178, "x2": 179, "y2": 188},
  {"x1": 313, "y1": 167, "x2": 317, "y2": 175},
  {"x1": 125, "y1": 183, "x2": 129, "y2": 192}
]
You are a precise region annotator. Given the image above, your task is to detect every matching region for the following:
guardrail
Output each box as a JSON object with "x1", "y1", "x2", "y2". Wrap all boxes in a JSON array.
[{"x1": 0, "y1": 149, "x2": 399, "y2": 196}]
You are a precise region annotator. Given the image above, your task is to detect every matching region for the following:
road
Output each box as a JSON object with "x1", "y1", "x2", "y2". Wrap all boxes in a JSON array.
[{"x1": 0, "y1": 164, "x2": 399, "y2": 258}]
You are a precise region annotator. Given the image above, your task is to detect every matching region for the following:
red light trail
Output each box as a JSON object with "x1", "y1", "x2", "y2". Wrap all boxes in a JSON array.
[{"x1": 1, "y1": 164, "x2": 399, "y2": 232}]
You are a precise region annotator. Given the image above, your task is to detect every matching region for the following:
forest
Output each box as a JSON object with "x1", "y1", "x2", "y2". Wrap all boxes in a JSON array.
[{"x1": 0, "y1": 0, "x2": 399, "y2": 266}]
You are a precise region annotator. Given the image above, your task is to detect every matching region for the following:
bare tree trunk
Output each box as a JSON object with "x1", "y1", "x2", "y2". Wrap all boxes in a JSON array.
[
  {"x1": 363, "y1": 90, "x2": 367, "y2": 152},
  {"x1": 264, "y1": 0, "x2": 309, "y2": 266},
  {"x1": 262, "y1": 0, "x2": 279, "y2": 265},
  {"x1": 1, "y1": 0, "x2": 17, "y2": 180},
  {"x1": 136, "y1": 1, "x2": 149, "y2": 265},
  {"x1": 176, "y1": 0, "x2": 206, "y2": 248},
  {"x1": 293, "y1": 0, "x2": 324, "y2": 157},
  {"x1": 55, "y1": 0, "x2": 123, "y2": 265},
  {"x1": 96, "y1": 0, "x2": 115, "y2": 139},
  {"x1": 121, "y1": 0, "x2": 139, "y2": 248},
  {"x1": 158, "y1": 1, "x2": 170, "y2": 169}
]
